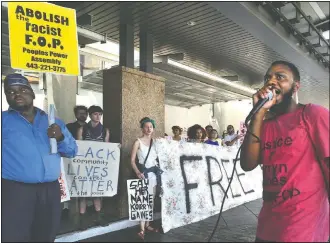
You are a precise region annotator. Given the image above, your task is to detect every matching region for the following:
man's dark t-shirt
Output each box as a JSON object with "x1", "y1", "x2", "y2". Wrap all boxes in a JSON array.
[{"x1": 66, "y1": 121, "x2": 84, "y2": 139}]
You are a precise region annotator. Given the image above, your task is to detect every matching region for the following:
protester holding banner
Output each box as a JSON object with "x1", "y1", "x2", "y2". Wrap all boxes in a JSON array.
[
  {"x1": 187, "y1": 124, "x2": 206, "y2": 143},
  {"x1": 205, "y1": 125, "x2": 213, "y2": 138},
  {"x1": 131, "y1": 117, "x2": 161, "y2": 240},
  {"x1": 223, "y1": 125, "x2": 239, "y2": 146},
  {"x1": 172, "y1": 125, "x2": 184, "y2": 141},
  {"x1": 240, "y1": 61, "x2": 329, "y2": 242},
  {"x1": 61, "y1": 105, "x2": 88, "y2": 221},
  {"x1": 67, "y1": 105, "x2": 88, "y2": 139},
  {"x1": 2, "y1": 73, "x2": 78, "y2": 242},
  {"x1": 204, "y1": 129, "x2": 220, "y2": 146},
  {"x1": 77, "y1": 105, "x2": 110, "y2": 229}
]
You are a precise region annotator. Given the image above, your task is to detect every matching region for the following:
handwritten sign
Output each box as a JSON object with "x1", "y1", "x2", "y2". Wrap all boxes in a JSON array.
[
  {"x1": 7, "y1": 2, "x2": 79, "y2": 75},
  {"x1": 154, "y1": 139, "x2": 263, "y2": 233},
  {"x1": 127, "y1": 179, "x2": 154, "y2": 221},
  {"x1": 63, "y1": 141, "x2": 120, "y2": 197},
  {"x1": 59, "y1": 158, "x2": 70, "y2": 202}
]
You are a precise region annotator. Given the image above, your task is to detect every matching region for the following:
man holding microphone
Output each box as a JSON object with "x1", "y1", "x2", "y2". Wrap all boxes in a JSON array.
[
  {"x1": 2, "y1": 73, "x2": 78, "y2": 242},
  {"x1": 240, "y1": 61, "x2": 329, "y2": 242}
]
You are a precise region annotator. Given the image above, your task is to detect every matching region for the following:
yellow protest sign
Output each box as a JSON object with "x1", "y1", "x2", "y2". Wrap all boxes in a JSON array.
[{"x1": 8, "y1": 2, "x2": 79, "y2": 76}]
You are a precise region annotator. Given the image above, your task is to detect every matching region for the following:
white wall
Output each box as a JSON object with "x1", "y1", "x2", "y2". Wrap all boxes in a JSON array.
[
  {"x1": 215, "y1": 99, "x2": 253, "y2": 133},
  {"x1": 164, "y1": 104, "x2": 213, "y2": 137},
  {"x1": 164, "y1": 100, "x2": 253, "y2": 136}
]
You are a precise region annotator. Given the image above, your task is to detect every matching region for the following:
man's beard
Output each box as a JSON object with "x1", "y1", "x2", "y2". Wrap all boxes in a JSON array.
[
  {"x1": 77, "y1": 117, "x2": 87, "y2": 123},
  {"x1": 270, "y1": 86, "x2": 295, "y2": 113}
]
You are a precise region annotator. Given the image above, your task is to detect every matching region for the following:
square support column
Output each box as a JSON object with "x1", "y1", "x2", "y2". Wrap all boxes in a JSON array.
[
  {"x1": 102, "y1": 66, "x2": 165, "y2": 218},
  {"x1": 139, "y1": 28, "x2": 153, "y2": 73},
  {"x1": 119, "y1": 3, "x2": 134, "y2": 68}
]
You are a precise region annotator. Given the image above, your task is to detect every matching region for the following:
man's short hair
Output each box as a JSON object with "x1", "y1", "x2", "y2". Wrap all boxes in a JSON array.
[
  {"x1": 88, "y1": 105, "x2": 103, "y2": 115},
  {"x1": 269, "y1": 61, "x2": 301, "y2": 82},
  {"x1": 73, "y1": 105, "x2": 88, "y2": 114}
]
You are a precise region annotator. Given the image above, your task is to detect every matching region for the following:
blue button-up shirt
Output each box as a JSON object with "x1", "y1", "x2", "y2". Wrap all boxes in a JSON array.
[{"x1": 2, "y1": 107, "x2": 78, "y2": 183}]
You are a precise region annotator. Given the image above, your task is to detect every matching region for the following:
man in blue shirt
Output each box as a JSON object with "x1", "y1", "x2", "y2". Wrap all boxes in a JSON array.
[{"x1": 2, "y1": 73, "x2": 78, "y2": 242}]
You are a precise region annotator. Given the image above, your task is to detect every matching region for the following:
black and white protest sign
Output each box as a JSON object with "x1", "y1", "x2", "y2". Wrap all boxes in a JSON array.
[
  {"x1": 63, "y1": 141, "x2": 120, "y2": 197},
  {"x1": 154, "y1": 139, "x2": 263, "y2": 233},
  {"x1": 127, "y1": 179, "x2": 154, "y2": 221}
]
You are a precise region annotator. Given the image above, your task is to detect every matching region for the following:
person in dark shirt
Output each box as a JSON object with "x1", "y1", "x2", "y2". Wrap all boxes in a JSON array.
[
  {"x1": 63, "y1": 106, "x2": 88, "y2": 222},
  {"x1": 76, "y1": 105, "x2": 110, "y2": 229},
  {"x1": 66, "y1": 105, "x2": 88, "y2": 139}
]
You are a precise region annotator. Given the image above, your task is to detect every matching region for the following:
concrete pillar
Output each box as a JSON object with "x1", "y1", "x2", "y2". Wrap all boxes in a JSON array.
[
  {"x1": 119, "y1": 3, "x2": 134, "y2": 68},
  {"x1": 139, "y1": 27, "x2": 153, "y2": 73},
  {"x1": 102, "y1": 66, "x2": 165, "y2": 218}
]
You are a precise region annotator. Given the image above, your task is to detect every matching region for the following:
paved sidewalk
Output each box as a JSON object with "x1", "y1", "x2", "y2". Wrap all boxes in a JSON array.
[{"x1": 80, "y1": 198, "x2": 262, "y2": 242}]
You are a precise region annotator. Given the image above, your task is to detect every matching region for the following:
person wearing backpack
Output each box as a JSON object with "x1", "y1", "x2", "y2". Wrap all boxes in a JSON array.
[{"x1": 76, "y1": 105, "x2": 110, "y2": 230}]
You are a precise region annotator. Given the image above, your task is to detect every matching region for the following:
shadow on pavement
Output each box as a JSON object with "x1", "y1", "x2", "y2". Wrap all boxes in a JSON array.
[{"x1": 79, "y1": 199, "x2": 262, "y2": 242}]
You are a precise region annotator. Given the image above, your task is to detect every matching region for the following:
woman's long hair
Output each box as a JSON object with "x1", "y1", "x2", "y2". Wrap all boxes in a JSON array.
[{"x1": 187, "y1": 124, "x2": 207, "y2": 140}]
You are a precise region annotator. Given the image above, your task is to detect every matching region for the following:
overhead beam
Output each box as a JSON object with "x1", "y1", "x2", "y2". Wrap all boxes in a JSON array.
[
  {"x1": 153, "y1": 67, "x2": 250, "y2": 99},
  {"x1": 207, "y1": 2, "x2": 329, "y2": 82},
  {"x1": 309, "y1": 2, "x2": 326, "y2": 20},
  {"x1": 315, "y1": 19, "x2": 330, "y2": 32}
]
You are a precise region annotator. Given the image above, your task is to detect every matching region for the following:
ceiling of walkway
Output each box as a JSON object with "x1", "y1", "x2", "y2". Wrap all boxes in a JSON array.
[{"x1": 1, "y1": 2, "x2": 329, "y2": 108}]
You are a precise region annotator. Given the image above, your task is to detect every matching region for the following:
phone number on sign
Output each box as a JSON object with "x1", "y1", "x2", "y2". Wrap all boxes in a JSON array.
[{"x1": 26, "y1": 63, "x2": 66, "y2": 73}]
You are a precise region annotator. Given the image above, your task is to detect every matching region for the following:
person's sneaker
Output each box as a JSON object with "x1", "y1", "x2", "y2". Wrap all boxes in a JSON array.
[
  {"x1": 95, "y1": 211, "x2": 108, "y2": 227},
  {"x1": 79, "y1": 213, "x2": 90, "y2": 231}
]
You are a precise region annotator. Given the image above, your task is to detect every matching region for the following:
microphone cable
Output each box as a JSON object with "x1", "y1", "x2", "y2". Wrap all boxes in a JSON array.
[{"x1": 207, "y1": 120, "x2": 261, "y2": 242}]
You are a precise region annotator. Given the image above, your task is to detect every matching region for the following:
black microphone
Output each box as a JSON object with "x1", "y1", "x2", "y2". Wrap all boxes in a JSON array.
[{"x1": 245, "y1": 91, "x2": 274, "y2": 123}]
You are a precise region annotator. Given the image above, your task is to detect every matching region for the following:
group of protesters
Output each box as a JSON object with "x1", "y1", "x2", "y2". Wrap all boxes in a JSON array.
[
  {"x1": 2, "y1": 58, "x2": 329, "y2": 243},
  {"x1": 1, "y1": 71, "x2": 243, "y2": 242},
  {"x1": 66, "y1": 105, "x2": 110, "y2": 230},
  {"x1": 167, "y1": 124, "x2": 242, "y2": 147}
]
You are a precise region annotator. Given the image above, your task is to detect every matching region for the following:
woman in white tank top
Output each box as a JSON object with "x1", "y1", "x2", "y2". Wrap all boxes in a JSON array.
[
  {"x1": 130, "y1": 117, "x2": 160, "y2": 240},
  {"x1": 136, "y1": 138, "x2": 158, "y2": 188}
]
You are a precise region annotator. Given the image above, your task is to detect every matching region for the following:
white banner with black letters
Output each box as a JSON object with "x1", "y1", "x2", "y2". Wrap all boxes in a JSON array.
[
  {"x1": 154, "y1": 139, "x2": 263, "y2": 233},
  {"x1": 63, "y1": 141, "x2": 120, "y2": 197}
]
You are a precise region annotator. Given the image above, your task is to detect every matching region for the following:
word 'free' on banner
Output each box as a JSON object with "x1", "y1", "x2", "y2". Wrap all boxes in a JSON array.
[{"x1": 154, "y1": 139, "x2": 263, "y2": 233}]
